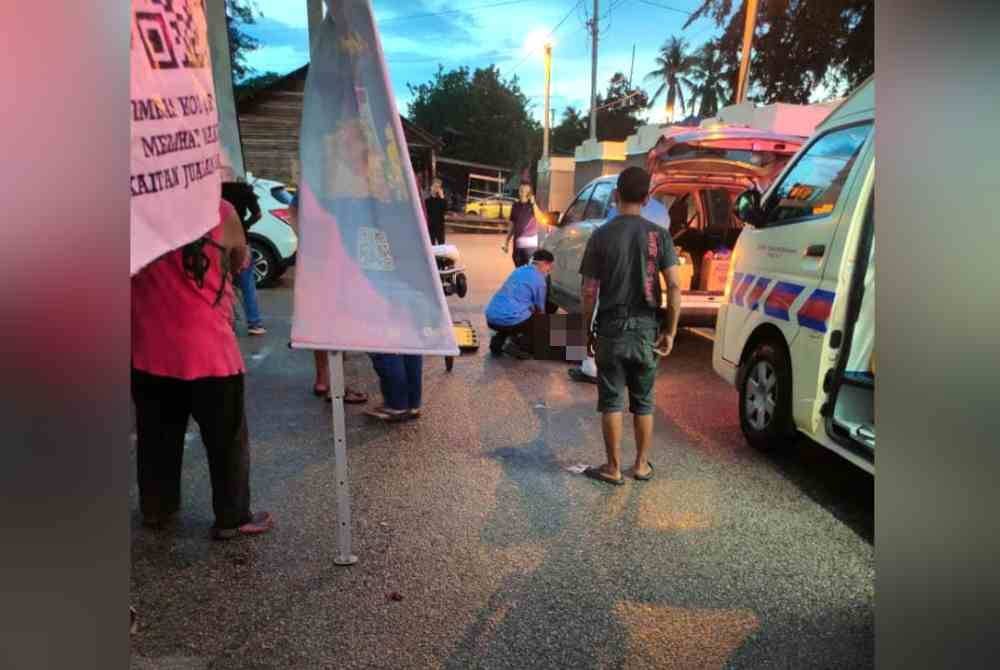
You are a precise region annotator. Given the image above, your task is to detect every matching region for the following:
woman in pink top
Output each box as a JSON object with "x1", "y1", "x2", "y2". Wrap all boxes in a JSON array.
[{"x1": 131, "y1": 199, "x2": 272, "y2": 540}]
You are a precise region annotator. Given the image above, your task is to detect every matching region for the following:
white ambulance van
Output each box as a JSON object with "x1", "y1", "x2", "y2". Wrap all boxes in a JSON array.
[{"x1": 712, "y1": 77, "x2": 875, "y2": 474}]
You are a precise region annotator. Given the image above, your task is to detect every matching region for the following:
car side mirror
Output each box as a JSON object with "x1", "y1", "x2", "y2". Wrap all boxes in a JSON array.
[
  {"x1": 544, "y1": 211, "x2": 561, "y2": 226},
  {"x1": 734, "y1": 189, "x2": 763, "y2": 227}
]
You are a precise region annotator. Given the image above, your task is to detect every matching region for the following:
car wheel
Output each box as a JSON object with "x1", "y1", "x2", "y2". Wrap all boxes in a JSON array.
[
  {"x1": 249, "y1": 240, "x2": 279, "y2": 288},
  {"x1": 455, "y1": 273, "x2": 468, "y2": 298},
  {"x1": 467, "y1": 210, "x2": 479, "y2": 217},
  {"x1": 738, "y1": 341, "x2": 796, "y2": 451}
]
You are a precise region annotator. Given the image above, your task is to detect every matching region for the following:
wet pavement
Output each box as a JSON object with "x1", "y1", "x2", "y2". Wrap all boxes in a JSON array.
[{"x1": 130, "y1": 233, "x2": 874, "y2": 669}]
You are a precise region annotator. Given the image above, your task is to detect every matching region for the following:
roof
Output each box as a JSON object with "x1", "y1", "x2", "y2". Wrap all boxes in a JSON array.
[
  {"x1": 436, "y1": 156, "x2": 513, "y2": 173},
  {"x1": 236, "y1": 64, "x2": 443, "y2": 150}
]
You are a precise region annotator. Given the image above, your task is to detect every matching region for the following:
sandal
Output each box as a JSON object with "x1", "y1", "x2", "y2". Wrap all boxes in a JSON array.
[
  {"x1": 325, "y1": 388, "x2": 369, "y2": 404},
  {"x1": 633, "y1": 462, "x2": 654, "y2": 481},
  {"x1": 364, "y1": 406, "x2": 410, "y2": 422},
  {"x1": 313, "y1": 384, "x2": 329, "y2": 397},
  {"x1": 583, "y1": 466, "x2": 625, "y2": 486}
]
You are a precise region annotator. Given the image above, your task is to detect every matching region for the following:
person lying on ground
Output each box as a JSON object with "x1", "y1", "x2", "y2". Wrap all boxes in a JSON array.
[{"x1": 485, "y1": 249, "x2": 555, "y2": 359}]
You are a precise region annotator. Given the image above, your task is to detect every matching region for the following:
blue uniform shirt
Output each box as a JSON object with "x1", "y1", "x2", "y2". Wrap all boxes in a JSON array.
[{"x1": 485, "y1": 265, "x2": 547, "y2": 327}]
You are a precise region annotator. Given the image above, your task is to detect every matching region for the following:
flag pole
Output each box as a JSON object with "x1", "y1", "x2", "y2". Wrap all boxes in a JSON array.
[{"x1": 328, "y1": 351, "x2": 358, "y2": 566}]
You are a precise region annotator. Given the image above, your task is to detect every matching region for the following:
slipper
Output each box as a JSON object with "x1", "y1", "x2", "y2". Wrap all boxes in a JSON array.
[
  {"x1": 313, "y1": 384, "x2": 329, "y2": 397},
  {"x1": 326, "y1": 389, "x2": 369, "y2": 404},
  {"x1": 568, "y1": 368, "x2": 598, "y2": 385},
  {"x1": 364, "y1": 407, "x2": 410, "y2": 422},
  {"x1": 634, "y1": 462, "x2": 654, "y2": 481},
  {"x1": 583, "y1": 466, "x2": 625, "y2": 486}
]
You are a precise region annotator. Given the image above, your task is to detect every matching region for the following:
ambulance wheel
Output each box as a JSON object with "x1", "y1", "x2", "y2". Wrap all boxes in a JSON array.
[
  {"x1": 739, "y1": 341, "x2": 795, "y2": 451},
  {"x1": 455, "y1": 273, "x2": 468, "y2": 298}
]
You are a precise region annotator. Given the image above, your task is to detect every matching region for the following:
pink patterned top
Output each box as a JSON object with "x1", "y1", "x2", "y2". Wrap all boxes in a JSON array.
[{"x1": 131, "y1": 200, "x2": 245, "y2": 380}]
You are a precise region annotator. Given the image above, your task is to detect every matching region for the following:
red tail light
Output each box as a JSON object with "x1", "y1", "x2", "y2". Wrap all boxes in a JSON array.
[{"x1": 270, "y1": 208, "x2": 292, "y2": 226}]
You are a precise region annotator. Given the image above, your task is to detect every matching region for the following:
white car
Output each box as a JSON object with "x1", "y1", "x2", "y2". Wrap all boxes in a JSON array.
[
  {"x1": 540, "y1": 127, "x2": 806, "y2": 326},
  {"x1": 246, "y1": 175, "x2": 299, "y2": 287}
]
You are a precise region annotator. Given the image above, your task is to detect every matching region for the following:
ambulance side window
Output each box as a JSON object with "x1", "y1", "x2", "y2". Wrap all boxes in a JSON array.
[{"x1": 764, "y1": 122, "x2": 873, "y2": 226}]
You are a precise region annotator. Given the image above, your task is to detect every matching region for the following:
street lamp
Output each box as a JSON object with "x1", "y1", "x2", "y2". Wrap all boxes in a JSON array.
[{"x1": 523, "y1": 31, "x2": 554, "y2": 161}]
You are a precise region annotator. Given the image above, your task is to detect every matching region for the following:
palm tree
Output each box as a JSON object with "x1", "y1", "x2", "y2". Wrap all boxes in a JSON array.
[
  {"x1": 644, "y1": 37, "x2": 698, "y2": 122},
  {"x1": 689, "y1": 41, "x2": 732, "y2": 118}
]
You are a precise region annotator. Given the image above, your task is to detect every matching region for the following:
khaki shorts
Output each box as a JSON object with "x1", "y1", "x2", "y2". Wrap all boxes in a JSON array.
[{"x1": 595, "y1": 317, "x2": 659, "y2": 415}]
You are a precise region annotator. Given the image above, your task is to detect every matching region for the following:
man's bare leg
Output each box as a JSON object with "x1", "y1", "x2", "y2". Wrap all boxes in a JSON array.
[
  {"x1": 633, "y1": 413, "x2": 654, "y2": 478},
  {"x1": 600, "y1": 411, "x2": 624, "y2": 479}
]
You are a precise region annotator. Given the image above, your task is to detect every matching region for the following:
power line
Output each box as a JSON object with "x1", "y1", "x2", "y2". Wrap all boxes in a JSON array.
[
  {"x1": 634, "y1": 0, "x2": 696, "y2": 17},
  {"x1": 377, "y1": 0, "x2": 534, "y2": 24}
]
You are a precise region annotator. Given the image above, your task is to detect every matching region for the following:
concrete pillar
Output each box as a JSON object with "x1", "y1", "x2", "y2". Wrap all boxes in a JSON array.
[{"x1": 205, "y1": 0, "x2": 245, "y2": 176}]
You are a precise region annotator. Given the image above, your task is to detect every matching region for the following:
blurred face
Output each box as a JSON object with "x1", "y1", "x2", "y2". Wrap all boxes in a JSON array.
[
  {"x1": 519, "y1": 184, "x2": 532, "y2": 201},
  {"x1": 432, "y1": 180, "x2": 443, "y2": 196},
  {"x1": 534, "y1": 260, "x2": 553, "y2": 275}
]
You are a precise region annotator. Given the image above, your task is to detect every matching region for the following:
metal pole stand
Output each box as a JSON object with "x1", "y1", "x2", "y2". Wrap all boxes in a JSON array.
[{"x1": 328, "y1": 351, "x2": 358, "y2": 566}]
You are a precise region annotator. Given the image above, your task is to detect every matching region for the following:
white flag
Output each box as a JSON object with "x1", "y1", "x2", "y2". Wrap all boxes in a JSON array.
[
  {"x1": 130, "y1": 0, "x2": 222, "y2": 276},
  {"x1": 291, "y1": 0, "x2": 458, "y2": 356}
]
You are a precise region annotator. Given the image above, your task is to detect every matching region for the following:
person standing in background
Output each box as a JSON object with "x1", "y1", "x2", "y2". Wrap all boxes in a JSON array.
[
  {"x1": 221, "y1": 168, "x2": 266, "y2": 336},
  {"x1": 503, "y1": 183, "x2": 545, "y2": 267},
  {"x1": 424, "y1": 178, "x2": 447, "y2": 245}
]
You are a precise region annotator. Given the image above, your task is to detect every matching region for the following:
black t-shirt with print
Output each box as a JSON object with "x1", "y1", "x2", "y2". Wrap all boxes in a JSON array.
[{"x1": 579, "y1": 214, "x2": 678, "y2": 322}]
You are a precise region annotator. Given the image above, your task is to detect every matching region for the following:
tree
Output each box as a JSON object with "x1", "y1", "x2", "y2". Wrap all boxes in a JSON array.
[
  {"x1": 688, "y1": 41, "x2": 732, "y2": 117},
  {"x1": 407, "y1": 65, "x2": 541, "y2": 172},
  {"x1": 551, "y1": 106, "x2": 589, "y2": 154},
  {"x1": 683, "y1": 0, "x2": 874, "y2": 103},
  {"x1": 227, "y1": 0, "x2": 260, "y2": 82},
  {"x1": 644, "y1": 37, "x2": 699, "y2": 122},
  {"x1": 594, "y1": 72, "x2": 650, "y2": 141}
]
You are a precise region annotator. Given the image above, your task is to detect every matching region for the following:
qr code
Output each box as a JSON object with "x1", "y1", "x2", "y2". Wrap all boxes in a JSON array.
[
  {"x1": 358, "y1": 227, "x2": 396, "y2": 272},
  {"x1": 134, "y1": 0, "x2": 209, "y2": 70}
]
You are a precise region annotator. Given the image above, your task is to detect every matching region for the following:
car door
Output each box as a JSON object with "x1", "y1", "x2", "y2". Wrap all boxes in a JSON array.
[
  {"x1": 547, "y1": 183, "x2": 596, "y2": 304},
  {"x1": 722, "y1": 121, "x2": 874, "y2": 427}
]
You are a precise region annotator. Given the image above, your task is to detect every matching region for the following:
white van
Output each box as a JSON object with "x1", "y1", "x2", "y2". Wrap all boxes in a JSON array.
[{"x1": 712, "y1": 77, "x2": 875, "y2": 474}]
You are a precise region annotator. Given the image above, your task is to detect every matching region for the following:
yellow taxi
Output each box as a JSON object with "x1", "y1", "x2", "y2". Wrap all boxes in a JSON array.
[{"x1": 464, "y1": 196, "x2": 515, "y2": 219}]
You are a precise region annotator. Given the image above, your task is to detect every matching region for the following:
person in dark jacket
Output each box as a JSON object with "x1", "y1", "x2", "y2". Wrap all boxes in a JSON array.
[{"x1": 424, "y1": 178, "x2": 447, "y2": 245}]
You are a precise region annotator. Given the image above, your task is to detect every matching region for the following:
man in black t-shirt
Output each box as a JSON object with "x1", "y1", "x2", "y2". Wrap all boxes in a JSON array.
[{"x1": 578, "y1": 167, "x2": 682, "y2": 485}]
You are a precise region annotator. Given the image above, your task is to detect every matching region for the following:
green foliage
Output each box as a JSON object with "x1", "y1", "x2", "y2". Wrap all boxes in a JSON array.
[
  {"x1": 595, "y1": 72, "x2": 650, "y2": 141},
  {"x1": 406, "y1": 65, "x2": 541, "y2": 171},
  {"x1": 688, "y1": 41, "x2": 732, "y2": 117},
  {"x1": 644, "y1": 37, "x2": 699, "y2": 121},
  {"x1": 234, "y1": 71, "x2": 282, "y2": 103},
  {"x1": 227, "y1": 0, "x2": 260, "y2": 82},
  {"x1": 551, "y1": 106, "x2": 589, "y2": 155},
  {"x1": 684, "y1": 0, "x2": 874, "y2": 103}
]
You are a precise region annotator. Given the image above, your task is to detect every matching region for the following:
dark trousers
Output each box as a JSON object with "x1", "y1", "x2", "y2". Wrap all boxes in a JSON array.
[
  {"x1": 513, "y1": 246, "x2": 536, "y2": 267},
  {"x1": 429, "y1": 223, "x2": 445, "y2": 246},
  {"x1": 131, "y1": 369, "x2": 252, "y2": 530},
  {"x1": 488, "y1": 316, "x2": 535, "y2": 353},
  {"x1": 369, "y1": 354, "x2": 423, "y2": 411}
]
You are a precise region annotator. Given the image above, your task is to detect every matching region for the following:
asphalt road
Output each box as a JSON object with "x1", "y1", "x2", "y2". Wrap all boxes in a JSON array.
[{"x1": 130, "y1": 233, "x2": 874, "y2": 669}]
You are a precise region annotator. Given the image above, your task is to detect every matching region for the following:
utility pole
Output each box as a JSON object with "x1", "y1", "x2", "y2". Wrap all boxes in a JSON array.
[
  {"x1": 735, "y1": 0, "x2": 759, "y2": 103},
  {"x1": 543, "y1": 42, "x2": 552, "y2": 160},
  {"x1": 628, "y1": 43, "x2": 636, "y2": 89},
  {"x1": 589, "y1": 0, "x2": 599, "y2": 141}
]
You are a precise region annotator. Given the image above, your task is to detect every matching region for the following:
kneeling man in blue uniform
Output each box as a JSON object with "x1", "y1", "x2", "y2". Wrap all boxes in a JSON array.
[{"x1": 485, "y1": 249, "x2": 555, "y2": 359}]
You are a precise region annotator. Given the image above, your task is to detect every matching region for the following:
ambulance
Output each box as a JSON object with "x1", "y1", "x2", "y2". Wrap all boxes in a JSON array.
[{"x1": 712, "y1": 77, "x2": 875, "y2": 474}]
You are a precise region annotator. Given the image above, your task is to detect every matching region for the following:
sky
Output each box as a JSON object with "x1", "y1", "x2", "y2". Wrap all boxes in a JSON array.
[{"x1": 241, "y1": 0, "x2": 723, "y2": 125}]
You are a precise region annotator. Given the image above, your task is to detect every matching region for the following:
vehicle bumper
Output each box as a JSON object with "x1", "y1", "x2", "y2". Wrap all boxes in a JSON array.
[
  {"x1": 282, "y1": 252, "x2": 296, "y2": 268},
  {"x1": 712, "y1": 304, "x2": 737, "y2": 386}
]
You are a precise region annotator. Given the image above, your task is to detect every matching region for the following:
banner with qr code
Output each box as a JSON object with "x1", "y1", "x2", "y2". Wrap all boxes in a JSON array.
[
  {"x1": 129, "y1": 0, "x2": 222, "y2": 276},
  {"x1": 290, "y1": 0, "x2": 458, "y2": 356}
]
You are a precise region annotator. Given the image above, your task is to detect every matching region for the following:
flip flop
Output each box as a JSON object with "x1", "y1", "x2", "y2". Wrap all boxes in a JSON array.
[
  {"x1": 364, "y1": 407, "x2": 410, "y2": 422},
  {"x1": 634, "y1": 462, "x2": 655, "y2": 481},
  {"x1": 583, "y1": 466, "x2": 625, "y2": 486},
  {"x1": 326, "y1": 389, "x2": 369, "y2": 404},
  {"x1": 313, "y1": 384, "x2": 329, "y2": 397},
  {"x1": 568, "y1": 368, "x2": 598, "y2": 385}
]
